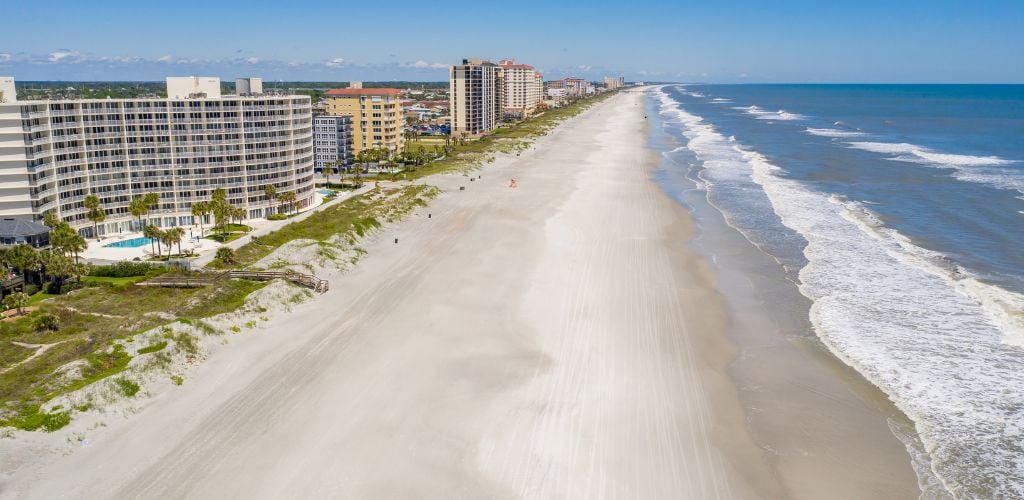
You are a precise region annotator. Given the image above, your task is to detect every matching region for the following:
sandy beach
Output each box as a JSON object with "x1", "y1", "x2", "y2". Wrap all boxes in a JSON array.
[{"x1": 0, "y1": 91, "x2": 917, "y2": 499}]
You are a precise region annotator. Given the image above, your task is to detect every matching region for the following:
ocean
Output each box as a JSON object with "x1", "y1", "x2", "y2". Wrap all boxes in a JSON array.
[{"x1": 650, "y1": 84, "x2": 1024, "y2": 498}]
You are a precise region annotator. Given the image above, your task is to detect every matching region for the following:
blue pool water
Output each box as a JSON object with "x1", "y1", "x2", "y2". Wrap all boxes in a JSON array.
[
  {"x1": 318, "y1": 189, "x2": 336, "y2": 196},
  {"x1": 103, "y1": 236, "x2": 153, "y2": 248}
]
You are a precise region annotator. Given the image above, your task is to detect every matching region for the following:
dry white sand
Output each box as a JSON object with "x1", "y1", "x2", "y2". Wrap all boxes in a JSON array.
[{"x1": 2, "y1": 92, "x2": 818, "y2": 498}]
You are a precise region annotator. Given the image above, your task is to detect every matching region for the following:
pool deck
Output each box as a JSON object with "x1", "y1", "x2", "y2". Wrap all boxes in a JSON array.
[{"x1": 81, "y1": 187, "x2": 374, "y2": 266}]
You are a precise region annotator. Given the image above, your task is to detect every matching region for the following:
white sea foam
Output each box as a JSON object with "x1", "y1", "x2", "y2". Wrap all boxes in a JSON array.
[
  {"x1": 847, "y1": 141, "x2": 1023, "y2": 194},
  {"x1": 711, "y1": 98, "x2": 733, "y2": 103},
  {"x1": 655, "y1": 87, "x2": 1024, "y2": 497},
  {"x1": 736, "y1": 105, "x2": 805, "y2": 121},
  {"x1": 805, "y1": 127, "x2": 867, "y2": 138}
]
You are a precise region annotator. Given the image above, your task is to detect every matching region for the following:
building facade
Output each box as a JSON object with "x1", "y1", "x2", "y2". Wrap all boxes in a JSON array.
[
  {"x1": 449, "y1": 58, "x2": 503, "y2": 137},
  {"x1": 547, "y1": 77, "x2": 592, "y2": 99},
  {"x1": 0, "y1": 77, "x2": 15, "y2": 104},
  {"x1": 497, "y1": 59, "x2": 543, "y2": 119},
  {"x1": 0, "y1": 77, "x2": 314, "y2": 236},
  {"x1": 324, "y1": 88, "x2": 404, "y2": 156},
  {"x1": 313, "y1": 115, "x2": 353, "y2": 172},
  {"x1": 603, "y1": 76, "x2": 625, "y2": 90}
]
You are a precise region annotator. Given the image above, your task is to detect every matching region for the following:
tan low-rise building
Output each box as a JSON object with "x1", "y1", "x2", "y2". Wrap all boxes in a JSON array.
[{"x1": 325, "y1": 88, "x2": 404, "y2": 155}]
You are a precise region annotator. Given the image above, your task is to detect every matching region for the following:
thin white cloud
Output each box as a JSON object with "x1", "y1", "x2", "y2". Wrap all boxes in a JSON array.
[
  {"x1": 246, "y1": 57, "x2": 260, "y2": 64},
  {"x1": 402, "y1": 60, "x2": 446, "y2": 69},
  {"x1": 577, "y1": 64, "x2": 592, "y2": 72},
  {"x1": 157, "y1": 55, "x2": 173, "y2": 63},
  {"x1": 325, "y1": 57, "x2": 345, "y2": 68},
  {"x1": 48, "y1": 50, "x2": 82, "y2": 63},
  {"x1": 0, "y1": 53, "x2": 11, "y2": 62},
  {"x1": 737, "y1": 72, "x2": 749, "y2": 79}
]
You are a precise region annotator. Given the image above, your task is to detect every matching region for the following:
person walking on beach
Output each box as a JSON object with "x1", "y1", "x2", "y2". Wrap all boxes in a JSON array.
[{"x1": 509, "y1": 178, "x2": 517, "y2": 189}]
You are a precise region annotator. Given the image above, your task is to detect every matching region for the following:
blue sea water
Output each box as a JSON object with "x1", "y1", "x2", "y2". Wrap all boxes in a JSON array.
[{"x1": 651, "y1": 85, "x2": 1024, "y2": 498}]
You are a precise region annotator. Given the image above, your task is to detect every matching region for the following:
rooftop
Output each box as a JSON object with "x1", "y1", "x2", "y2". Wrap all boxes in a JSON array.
[
  {"x1": 0, "y1": 218, "x2": 49, "y2": 237},
  {"x1": 325, "y1": 88, "x2": 403, "y2": 97}
]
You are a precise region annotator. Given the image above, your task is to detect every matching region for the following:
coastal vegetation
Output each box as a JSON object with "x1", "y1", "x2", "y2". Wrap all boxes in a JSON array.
[
  {"x1": 392, "y1": 90, "x2": 616, "y2": 180},
  {"x1": 210, "y1": 184, "x2": 438, "y2": 270},
  {"x1": 0, "y1": 270, "x2": 266, "y2": 432}
]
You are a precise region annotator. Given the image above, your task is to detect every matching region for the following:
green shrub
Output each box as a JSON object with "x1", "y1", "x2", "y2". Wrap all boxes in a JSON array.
[
  {"x1": 40, "y1": 411, "x2": 71, "y2": 432},
  {"x1": 31, "y1": 312, "x2": 60, "y2": 332},
  {"x1": 114, "y1": 377, "x2": 140, "y2": 397},
  {"x1": 90, "y1": 261, "x2": 164, "y2": 278},
  {"x1": 137, "y1": 341, "x2": 167, "y2": 354},
  {"x1": 215, "y1": 247, "x2": 235, "y2": 265},
  {"x1": 11, "y1": 409, "x2": 72, "y2": 432},
  {"x1": 267, "y1": 213, "x2": 288, "y2": 221}
]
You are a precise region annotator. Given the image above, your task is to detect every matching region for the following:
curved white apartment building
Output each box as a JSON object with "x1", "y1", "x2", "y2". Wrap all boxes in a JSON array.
[{"x1": 0, "y1": 77, "x2": 314, "y2": 237}]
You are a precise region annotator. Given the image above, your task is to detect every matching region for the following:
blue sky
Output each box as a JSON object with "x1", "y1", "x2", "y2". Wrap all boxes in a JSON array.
[{"x1": 1, "y1": 0, "x2": 1021, "y2": 82}]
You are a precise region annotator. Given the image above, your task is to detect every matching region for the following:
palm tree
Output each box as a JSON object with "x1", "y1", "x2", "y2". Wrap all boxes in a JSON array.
[
  {"x1": 83, "y1": 194, "x2": 105, "y2": 239},
  {"x1": 210, "y1": 188, "x2": 232, "y2": 239},
  {"x1": 49, "y1": 223, "x2": 77, "y2": 258},
  {"x1": 129, "y1": 196, "x2": 148, "y2": 231},
  {"x1": 191, "y1": 201, "x2": 209, "y2": 238},
  {"x1": 40, "y1": 249, "x2": 73, "y2": 291},
  {"x1": 143, "y1": 224, "x2": 161, "y2": 256},
  {"x1": 8, "y1": 244, "x2": 39, "y2": 285},
  {"x1": 352, "y1": 162, "x2": 364, "y2": 188},
  {"x1": 321, "y1": 165, "x2": 331, "y2": 187},
  {"x1": 264, "y1": 184, "x2": 278, "y2": 215},
  {"x1": 158, "y1": 229, "x2": 175, "y2": 258},
  {"x1": 165, "y1": 227, "x2": 185, "y2": 256},
  {"x1": 231, "y1": 206, "x2": 246, "y2": 229},
  {"x1": 143, "y1": 193, "x2": 160, "y2": 226},
  {"x1": 42, "y1": 211, "x2": 60, "y2": 229},
  {"x1": 279, "y1": 191, "x2": 298, "y2": 215},
  {"x1": 62, "y1": 231, "x2": 87, "y2": 263}
]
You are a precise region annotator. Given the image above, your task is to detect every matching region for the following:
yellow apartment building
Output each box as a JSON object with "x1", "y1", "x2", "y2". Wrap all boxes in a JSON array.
[{"x1": 325, "y1": 88, "x2": 404, "y2": 155}]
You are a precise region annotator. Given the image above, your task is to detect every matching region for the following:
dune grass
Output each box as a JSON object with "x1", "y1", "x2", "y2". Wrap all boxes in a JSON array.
[
  {"x1": 0, "y1": 278, "x2": 266, "y2": 431},
  {"x1": 215, "y1": 184, "x2": 439, "y2": 269}
]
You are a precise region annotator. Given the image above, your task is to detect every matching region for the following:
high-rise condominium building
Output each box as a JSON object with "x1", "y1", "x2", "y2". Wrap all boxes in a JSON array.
[
  {"x1": 0, "y1": 77, "x2": 16, "y2": 103},
  {"x1": 0, "y1": 77, "x2": 314, "y2": 236},
  {"x1": 313, "y1": 115, "x2": 353, "y2": 172},
  {"x1": 324, "y1": 88, "x2": 404, "y2": 156},
  {"x1": 497, "y1": 59, "x2": 543, "y2": 119},
  {"x1": 603, "y1": 76, "x2": 625, "y2": 90},
  {"x1": 450, "y1": 58, "x2": 503, "y2": 137}
]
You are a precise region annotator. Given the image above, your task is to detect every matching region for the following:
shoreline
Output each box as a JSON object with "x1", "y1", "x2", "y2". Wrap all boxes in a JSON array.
[
  {"x1": 645, "y1": 87, "x2": 925, "y2": 497},
  {"x1": 1, "y1": 90, "x2": 917, "y2": 498}
]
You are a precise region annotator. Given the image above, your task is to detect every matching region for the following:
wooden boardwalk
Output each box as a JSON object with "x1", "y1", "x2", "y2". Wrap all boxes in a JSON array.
[{"x1": 138, "y1": 270, "x2": 328, "y2": 293}]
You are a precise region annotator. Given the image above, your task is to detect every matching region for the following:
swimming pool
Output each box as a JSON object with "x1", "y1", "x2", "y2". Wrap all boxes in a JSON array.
[
  {"x1": 103, "y1": 236, "x2": 153, "y2": 248},
  {"x1": 318, "y1": 189, "x2": 336, "y2": 196}
]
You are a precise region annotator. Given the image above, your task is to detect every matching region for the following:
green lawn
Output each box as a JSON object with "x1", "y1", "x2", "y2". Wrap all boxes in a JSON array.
[{"x1": 81, "y1": 275, "x2": 148, "y2": 286}]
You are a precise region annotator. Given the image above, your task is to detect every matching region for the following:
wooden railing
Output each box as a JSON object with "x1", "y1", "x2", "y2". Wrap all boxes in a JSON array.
[
  {"x1": 224, "y1": 270, "x2": 329, "y2": 293},
  {"x1": 138, "y1": 269, "x2": 328, "y2": 293}
]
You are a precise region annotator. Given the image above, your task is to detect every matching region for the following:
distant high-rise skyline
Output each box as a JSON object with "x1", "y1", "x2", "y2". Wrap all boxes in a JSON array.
[{"x1": 2, "y1": 0, "x2": 1022, "y2": 83}]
